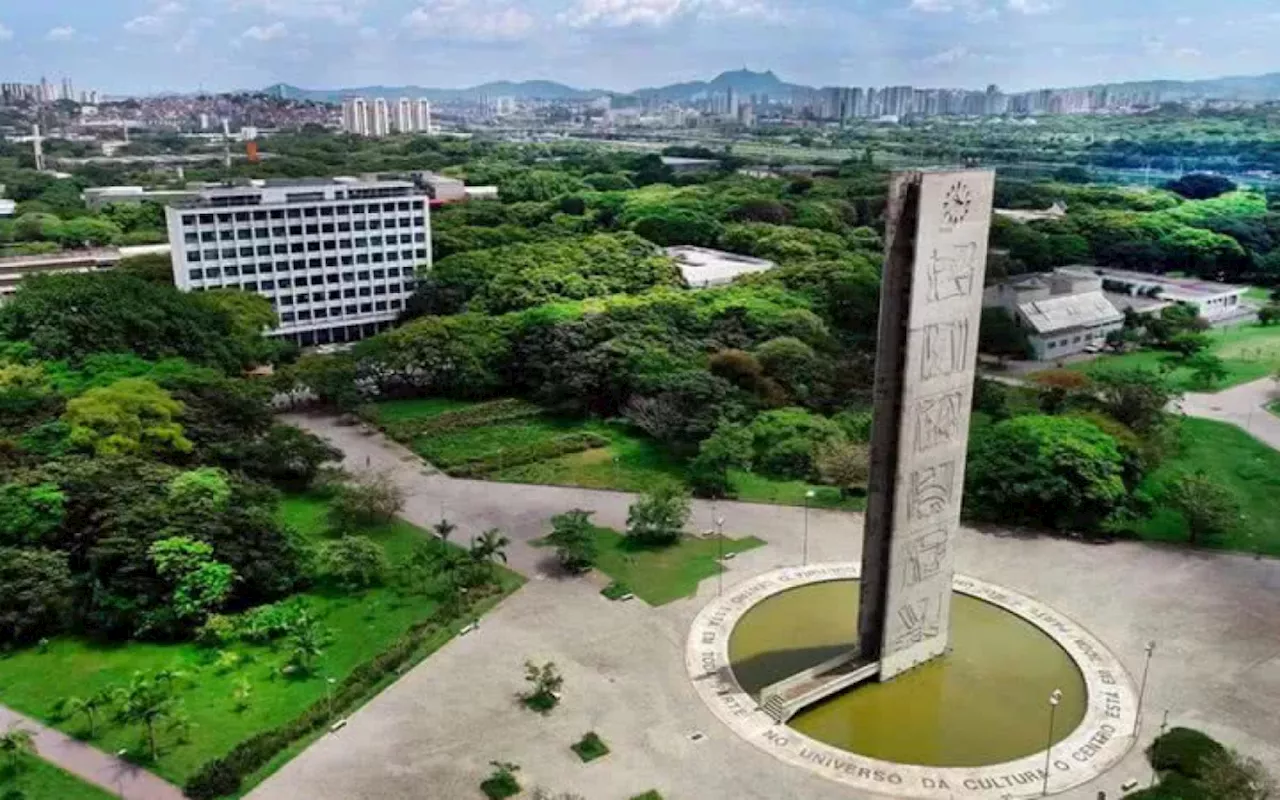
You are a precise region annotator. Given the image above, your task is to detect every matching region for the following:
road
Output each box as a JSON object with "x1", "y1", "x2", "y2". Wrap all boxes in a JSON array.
[{"x1": 1178, "y1": 377, "x2": 1280, "y2": 451}]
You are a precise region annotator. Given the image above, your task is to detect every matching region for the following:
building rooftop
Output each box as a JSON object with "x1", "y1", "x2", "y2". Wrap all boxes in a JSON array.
[
  {"x1": 1017, "y1": 291, "x2": 1123, "y2": 335},
  {"x1": 666, "y1": 246, "x2": 776, "y2": 288},
  {"x1": 1057, "y1": 265, "x2": 1246, "y2": 300}
]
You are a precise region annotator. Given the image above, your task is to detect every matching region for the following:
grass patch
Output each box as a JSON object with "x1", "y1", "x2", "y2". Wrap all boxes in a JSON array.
[
  {"x1": 0, "y1": 760, "x2": 117, "y2": 800},
  {"x1": 0, "y1": 494, "x2": 522, "y2": 788},
  {"x1": 1076, "y1": 324, "x2": 1280, "y2": 392},
  {"x1": 629, "y1": 792, "x2": 664, "y2": 800},
  {"x1": 376, "y1": 397, "x2": 864, "y2": 511},
  {"x1": 1244, "y1": 286, "x2": 1273, "y2": 304},
  {"x1": 571, "y1": 732, "x2": 610, "y2": 762},
  {"x1": 1269, "y1": 400, "x2": 1280, "y2": 418},
  {"x1": 585, "y1": 526, "x2": 764, "y2": 606},
  {"x1": 480, "y1": 763, "x2": 521, "y2": 800},
  {"x1": 600, "y1": 581, "x2": 631, "y2": 601},
  {"x1": 1129, "y1": 418, "x2": 1280, "y2": 556}
]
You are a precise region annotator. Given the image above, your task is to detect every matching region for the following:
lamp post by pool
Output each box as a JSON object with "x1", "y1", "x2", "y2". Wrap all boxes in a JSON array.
[
  {"x1": 803, "y1": 490, "x2": 816, "y2": 565},
  {"x1": 1137, "y1": 640, "x2": 1156, "y2": 725},
  {"x1": 1043, "y1": 688, "x2": 1063, "y2": 796},
  {"x1": 715, "y1": 514, "x2": 726, "y2": 596}
]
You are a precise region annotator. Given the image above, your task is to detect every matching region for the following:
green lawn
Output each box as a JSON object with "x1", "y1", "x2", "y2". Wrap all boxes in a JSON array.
[
  {"x1": 1077, "y1": 324, "x2": 1280, "y2": 392},
  {"x1": 1269, "y1": 400, "x2": 1280, "y2": 419},
  {"x1": 0, "y1": 495, "x2": 521, "y2": 789},
  {"x1": 1, "y1": 760, "x2": 116, "y2": 800},
  {"x1": 376, "y1": 398, "x2": 865, "y2": 512},
  {"x1": 1244, "y1": 286, "x2": 1273, "y2": 304},
  {"x1": 583, "y1": 525, "x2": 765, "y2": 606},
  {"x1": 1130, "y1": 418, "x2": 1280, "y2": 556}
]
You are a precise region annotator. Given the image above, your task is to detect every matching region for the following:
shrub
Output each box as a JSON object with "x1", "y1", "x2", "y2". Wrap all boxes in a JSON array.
[
  {"x1": 625, "y1": 484, "x2": 691, "y2": 547},
  {"x1": 571, "y1": 732, "x2": 610, "y2": 762},
  {"x1": 481, "y1": 762, "x2": 521, "y2": 800},
  {"x1": 318, "y1": 536, "x2": 389, "y2": 591},
  {"x1": 747, "y1": 407, "x2": 844, "y2": 480},
  {"x1": 521, "y1": 661, "x2": 563, "y2": 714},
  {"x1": 601, "y1": 581, "x2": 631, "y2": 601},
  {"x1": 1148, "y1": 727, "x2": 1227, "y2": 780},
  {"x1": 328, "y1": 471, "x2": 405, "y2": 530}
]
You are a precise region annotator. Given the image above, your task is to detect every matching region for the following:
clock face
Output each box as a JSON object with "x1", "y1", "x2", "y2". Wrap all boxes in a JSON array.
[{"x1": 941, "y1": 181, "x2": 974, "y2": 226}]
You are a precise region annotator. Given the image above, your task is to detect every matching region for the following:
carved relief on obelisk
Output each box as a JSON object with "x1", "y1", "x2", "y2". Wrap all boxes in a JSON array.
[{"x1": 859, "y1": 169, "x2": 994, "y2": 681}]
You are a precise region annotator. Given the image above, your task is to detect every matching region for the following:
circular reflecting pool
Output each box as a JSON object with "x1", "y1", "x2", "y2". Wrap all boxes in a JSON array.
[{"x1": 728, "y1": 579, "x2": 1087, "y2": 768}]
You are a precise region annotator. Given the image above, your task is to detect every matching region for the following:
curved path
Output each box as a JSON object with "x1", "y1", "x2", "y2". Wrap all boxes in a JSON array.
[
  {"x1": 1178, "y1": 377, "x2": 1280, "y2": 451},
  {"x1": 248, "y1": 413, "x2": 1280, "y2": 800},
  {"x1": 0, "y1": 705, "x2": 187, "y2": 799}
]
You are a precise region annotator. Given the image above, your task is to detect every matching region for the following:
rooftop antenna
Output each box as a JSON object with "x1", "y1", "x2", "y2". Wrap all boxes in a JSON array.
[{"x1": 32, "y1": 124, "x2": 46, "y2": 172}]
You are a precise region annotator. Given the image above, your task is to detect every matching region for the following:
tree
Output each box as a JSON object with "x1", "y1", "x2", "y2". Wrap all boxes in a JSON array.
[
  {"x1": 521, "y1": 661, "x2": 563, "y2": 713},
  {"x1": 167, "y1": 468, "x2": 232, "y2": 514},
  {"x1": 965, "y1": 415, "x2": 1127, "y2": 533},
  {"x1": 546, "y1": 510, "x2": 597, "y2": 573},
  {"x1": 148, "y1": 536, "x2": 237, "y2": 625},
  {"x1": 689, "y1": 421, "x2": 754, "y2": 498},
  {"x1": 62, "y1": 378, "x2": 192, "y2": 457},
  {"x1": 117, "y1": 253, "x2": 174, "y2": 285},
  {"x1": 814, "y1": 439, "x2": 870, "y2": 496},
  {"x1": 1165, "y1": 331, "x2": 1211, "y2": 359},
  {"x1": 1093, "y1": 368, "x2": 1177, "y2": 434},
  {"x1": 1186, "y1": 352, "x2": 1230, "y2": 389},
  {"x1": 469, "y1": 529, "x2": 510, "y2": 575},
  {"x1": 60, "y1": 688, "x2": 115, "y2": 739},
  {"x1": 318, "y1": 535, "x2": 388, "y2": 591},
  {"x1": 625, "y1": 484, "x2": 691, "y2": 547},
  {"x1": 240, "y1": 425, "x2": 341, "y2": 492},
  {"x1": 1258, "y1": 304, "x2": 1280, "y2": 326},
  {"x1": 0, "y1": 483, "x2": 65, "y2": 545},
  {"x1": 1164, "y1": 471, "x2": 1240, "y2": 545},
  {"x1": 328, "y1": 471, "x2": 405, "y2": 530},
  {"x1": 0, "y1": 726, "x2": 35, "y2": 772},
  {"x1": 1199, "y1": 749, "x2": 1278, "y2": 800},
  {"x1": 1029, "y1": 369, "x2": 1092, "y2": 414},
  {"x1": 114, "y1": 672, "x2": 181, "y2": 761},
  {"x1": 0, "y1": 548, "x2": 73, "y2": 645},
  {"x1": 747, "y1": 407, "x2": 845, "y2": 480},
  {"x1": 1164, "y1": 173, "x2": 1237, "y2": 200}
]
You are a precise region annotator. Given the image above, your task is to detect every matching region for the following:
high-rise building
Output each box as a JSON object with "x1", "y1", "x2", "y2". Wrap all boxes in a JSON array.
[
  {"x1": 341, "y1": 97, "x2": 368, "y2": 135},
  {"x1": 395, "y1": 97, "x2": 413, "y2": 133},
  {"x1": 165, "y1": 179, "x2": 432, "y2": 346},
  {"x1": 414, "y1": 99, "x2": 432, "y2": 134},
  {"x1": 371, "y1": 98, "x2": 390, "y2": 137}
]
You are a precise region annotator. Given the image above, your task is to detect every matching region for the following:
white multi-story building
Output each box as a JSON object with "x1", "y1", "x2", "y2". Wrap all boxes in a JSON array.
[
  {"x1": 344, "y1": 96, "x2": 433, "y2": 136},
  {"x1": 165, "y1": 178, "x2": 431, "y2": 346},
  {"x1": 371, "y1": 98, "x2": 390, "y2": 137},
  {"x1": 414, "y1": 99, "x2": 432, "y2": 134}
]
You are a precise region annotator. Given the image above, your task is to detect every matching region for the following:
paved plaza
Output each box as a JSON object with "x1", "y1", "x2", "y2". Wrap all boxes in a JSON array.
[{"x1": 249, "y1": 414, "x2": 1280, "y2": 800}]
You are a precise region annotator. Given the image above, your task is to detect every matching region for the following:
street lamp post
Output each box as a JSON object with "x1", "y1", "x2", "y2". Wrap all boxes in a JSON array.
[
  {"x1": 1137, "y1": 640, "x2": 1156, "y2": 725},
  {"x1": 803, "y1": 490, "x2": 816, "y2": 565},
  {"x1": 1042, "y1": 688, "x2": 1062, "y2": 796},
  {"x1": 715, "y1": 514, "x2": 726, "y2": 597},
  {"x1": 326, "y1": 677, "x2": 337, "y2": 719}
]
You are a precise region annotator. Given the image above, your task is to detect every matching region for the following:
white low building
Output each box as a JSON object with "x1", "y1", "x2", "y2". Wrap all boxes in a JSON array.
[
  {"x1": 985, "y1": 270, "x2": 1124, "y2": 361},
  {"x1": 1055, "y1": 265, "x2": 1249, "y2": 323},
  {"x1": 665, "y1": 246, "x2": 776, "y2": 288}
]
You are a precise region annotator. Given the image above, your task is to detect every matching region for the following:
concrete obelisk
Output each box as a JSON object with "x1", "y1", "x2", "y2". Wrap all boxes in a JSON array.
[{"x1": 857, "y1": 169, "x2": 995, "y2": 681}]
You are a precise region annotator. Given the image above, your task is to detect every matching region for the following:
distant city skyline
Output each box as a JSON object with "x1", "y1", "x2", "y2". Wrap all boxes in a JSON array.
[{"x1": 1, "y1": 1, "x2": 1278, "y2": 96}]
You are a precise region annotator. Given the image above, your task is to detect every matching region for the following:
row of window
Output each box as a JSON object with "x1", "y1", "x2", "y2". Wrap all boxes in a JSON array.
[
  {"x1": 273, "y1": 284, "x2": 403, "y2": 304},
  {"x1": 278, "y1": 299, "x2": 402, "y2": 324},
  {"x1": 187, "y1": 245, "x2": 427, "y2": 268},
  {"x1": 186, "y1": 238, "x2": 424, "y2": 262},
  {"x1": 191, "y1": 273, "x2": 413, "y2": 291},
  {"x1": 180, "y1": 201, "x2": 420, "y2": 226},
  {"x1": 191, "y1": 264, "x2": 407, "y2": 279},
  {"x1": 182, "y1": 216, "x2": 424, "y2": 243}
]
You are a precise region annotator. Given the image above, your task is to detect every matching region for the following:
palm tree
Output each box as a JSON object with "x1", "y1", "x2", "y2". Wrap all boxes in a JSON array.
[
  {"x1": 286, "y1": 613, "x2": 331, "y2": 675},
  {"x1": 62, "y1": 688, "x2": 115, "y2": 739},
  {"x1": 470, "y1": 529, "x2": 510, "y2": 567},
  {"x1": 114, "y1": 673, "x2": 179, "y2": 761},
  {"x1": 0, "y1": 726, "x2": 35, "y2": 772},
  {"x1": 432, "y1": 518, "x2": 456, "y2": 542}
]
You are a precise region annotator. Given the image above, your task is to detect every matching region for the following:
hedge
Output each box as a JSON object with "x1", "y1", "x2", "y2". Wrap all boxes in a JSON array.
[
  {"x1": 379, "y1": 399, "x2": 542, "y2": 442},
  {"x1": 1124, "y1": 772, "x2": 1210, "y2": 800},
  {"x1": 444, "y1": 433, "x2": 610, "y2": 478},
  {"x1": 184, "y1": 584, "x2": 506, "y2": 799}
]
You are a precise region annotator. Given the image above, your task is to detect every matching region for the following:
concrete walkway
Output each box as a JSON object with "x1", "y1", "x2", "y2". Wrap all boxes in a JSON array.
[
  {"x1": 255, "y1": 413, "x2": 1280, "y2": 800},
  {"x1": 1179, "y1": 377, "x2": 1280, "y2": 450},
  {"x1": 0, "y1": 705, "x2": 187, "y2": 800}
]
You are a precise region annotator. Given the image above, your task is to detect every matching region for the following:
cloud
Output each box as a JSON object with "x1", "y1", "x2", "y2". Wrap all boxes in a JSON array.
[
  {"x1": 1174, "y1": 47, "x2": 1202, "y2": 59},
  {"x1": 922, "y1": 45, "x2": 971, "y2": 65},
  {"x1": 403, "y1": 0, "x2": 535, "y2": 40},
  {"x1": 907, "y1": 0, "x2": 998, "y2": 22},
  {"x1": 174, "y1": 17, "x2": 213, "y2": 52},
  {"x1": 240, "y1": 22, "x2": 289, "y2": 41},
  {"x1": 1007, "y1": 0, "x2": 1056, "y2": 14},
  {"x1": 0, "y1": 22, "x2": 11, "y2": 41},
  {"x1": 909, "y1": 0, "x2": 959, "y2": 10},
  {"x1": 560, "y1": 0, "x2": 773, "y2": 27},
  {"x1": 46, "y1": 26, "x2": 76, "y2": 41},
  {"x1": 126, "y1": 1, "x2": 185, "y2": 33},
  {"x1": 230, "y1": 0, "x2": 362, "y2": 25}
]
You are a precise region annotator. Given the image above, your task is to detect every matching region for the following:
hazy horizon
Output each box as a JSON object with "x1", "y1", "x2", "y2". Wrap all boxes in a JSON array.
[{"x1": 1, "y1": 0, "x2": 1279, "y2": 96}]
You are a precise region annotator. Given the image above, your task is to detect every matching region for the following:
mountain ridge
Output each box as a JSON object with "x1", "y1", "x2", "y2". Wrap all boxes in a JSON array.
[{"x1": 263, "y1": 68, "x2": 1280, "y2": 105}]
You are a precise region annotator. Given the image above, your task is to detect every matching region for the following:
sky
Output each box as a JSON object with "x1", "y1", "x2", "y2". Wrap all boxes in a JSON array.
[{"x1": 0, "y1": 0, "x2": 1278, "y2": 96}]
